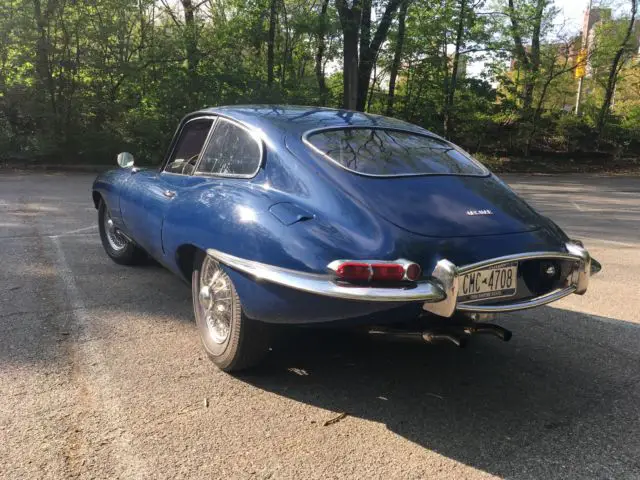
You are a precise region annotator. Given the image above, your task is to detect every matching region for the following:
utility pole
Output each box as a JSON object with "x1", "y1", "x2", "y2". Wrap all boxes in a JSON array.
[
  {"x1": 575, "y1": 0, "x2": 593, "y2": 115},
  {"x1": 575, "y1": 77, "x2": 584, "y2": 115}
]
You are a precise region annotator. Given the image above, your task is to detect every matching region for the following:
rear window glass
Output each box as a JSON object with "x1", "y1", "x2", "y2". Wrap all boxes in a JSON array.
[{"x1": 306, "y1": 128, "x2": 487, "y2": 176}]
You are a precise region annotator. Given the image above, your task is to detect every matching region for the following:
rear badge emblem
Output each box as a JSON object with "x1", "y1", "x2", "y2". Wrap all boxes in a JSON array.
[{"x1": 466, "y1": 209, "x2": 493, "y2": 216}]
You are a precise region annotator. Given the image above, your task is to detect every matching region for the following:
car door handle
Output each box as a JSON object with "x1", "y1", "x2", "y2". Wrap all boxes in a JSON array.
[{"x1": 163, "y1": 190, "x2": 176, "y2": 199}]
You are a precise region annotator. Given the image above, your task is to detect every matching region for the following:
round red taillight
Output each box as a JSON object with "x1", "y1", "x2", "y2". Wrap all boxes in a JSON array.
[
  {"x1": 371, "y1": 263, "x2": 405, "y2": 281},
  {"x1": 405, "y1": 263, "x2": 422, "y2": 281},
  {"x1": 330, "y1": 259, "x2": 421, "y2": 284},
  {"x1": 335, "y1": 262, "x2": 371, "y2": 281}
]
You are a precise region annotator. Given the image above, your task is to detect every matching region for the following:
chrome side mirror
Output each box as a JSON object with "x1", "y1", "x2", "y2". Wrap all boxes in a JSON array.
[{"x1": 117, "y1": 152, "x2": 135, "y2": 168}]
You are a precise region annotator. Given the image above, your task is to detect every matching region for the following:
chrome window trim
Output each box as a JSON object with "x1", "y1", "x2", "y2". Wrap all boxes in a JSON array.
[
  {"x1": 163, "y1": 115, "x2": 218, "y2": 176},
  {"x1": 193, "y1": 116, "x2": 264, "y2": 179},
  {"x1": 302, "y1": 126, "x2": 491, "y2": 179}
]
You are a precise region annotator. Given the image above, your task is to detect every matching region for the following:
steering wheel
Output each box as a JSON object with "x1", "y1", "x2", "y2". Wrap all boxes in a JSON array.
[{"x1": 181, "y1": 154, "x2": 200, "y2": 175}]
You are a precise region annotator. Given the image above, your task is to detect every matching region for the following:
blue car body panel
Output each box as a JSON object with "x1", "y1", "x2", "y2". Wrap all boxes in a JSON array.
[{"x1": 92, "y1": 105, "x2": 571, "y2": 324}]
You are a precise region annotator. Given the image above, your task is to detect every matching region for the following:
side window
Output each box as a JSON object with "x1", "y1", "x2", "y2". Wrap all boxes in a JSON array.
[
  {"x1": 196, "y1": 119, "x2": 261, "y2": 177},
  {"x1": 165, "y1": 118, "x2": 214, "y2": 175}
]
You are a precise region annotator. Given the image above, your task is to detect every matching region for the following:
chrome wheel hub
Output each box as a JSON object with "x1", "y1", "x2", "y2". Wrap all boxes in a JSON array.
[
  {"x1": 200, "y1": 257, "x2": 232, "y2": 344},
  {"x1": 104, "y1": 211, "x2": 127, "y2": 251}
]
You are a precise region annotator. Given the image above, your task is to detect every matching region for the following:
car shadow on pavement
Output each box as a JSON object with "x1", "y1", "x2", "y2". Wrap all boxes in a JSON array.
[{"x1": 240, "y1": 308, "x2": 640, "y2": 479}]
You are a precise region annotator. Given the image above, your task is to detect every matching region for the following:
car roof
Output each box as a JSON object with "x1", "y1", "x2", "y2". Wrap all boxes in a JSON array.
[{"x1": 190, "y1": 105, "x2": 430, "y2": 137}]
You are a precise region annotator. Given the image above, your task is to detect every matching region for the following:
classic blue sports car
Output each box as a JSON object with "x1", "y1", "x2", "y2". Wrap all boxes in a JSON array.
[{"x1": 92, "y1": 105, "x2": 601, "y2": 371}]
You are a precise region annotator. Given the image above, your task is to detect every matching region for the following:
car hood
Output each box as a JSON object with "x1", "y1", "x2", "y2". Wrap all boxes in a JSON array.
[{"x1": 337, "y1": 174, "x2": 543, "y2": 238}]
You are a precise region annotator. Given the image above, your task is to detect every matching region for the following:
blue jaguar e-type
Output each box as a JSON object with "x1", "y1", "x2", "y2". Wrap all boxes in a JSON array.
[{"x1": 92, "y1": 105, "x2": 601, "y2": 371}]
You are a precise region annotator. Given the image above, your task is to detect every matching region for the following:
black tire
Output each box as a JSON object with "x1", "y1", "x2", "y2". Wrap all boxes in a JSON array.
[
  {"x1": 98, "y1": 200, "x2": 145, "y2": 265},
  {"x1": 192, "y1": 251, "x2": 270, "y2": 372}
]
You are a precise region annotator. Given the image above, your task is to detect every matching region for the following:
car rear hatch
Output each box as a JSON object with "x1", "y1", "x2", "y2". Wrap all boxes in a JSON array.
[
  {"x1": 329, "y1": 173, "x2": 543, "y2": 238},
  {"x1": 299, "y1": 127, "x2": 544, "y2": 238}
]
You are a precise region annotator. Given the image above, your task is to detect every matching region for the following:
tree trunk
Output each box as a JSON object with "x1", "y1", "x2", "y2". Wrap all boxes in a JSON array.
[
  {"x1": 337, "y1": 0, "x2": 401, "y2": 111},
  {"x1": 33, "y1": 0, "x2": 56, "y2": 115},
  {"x1": 267, "y1": 0, "x2": 277, "y2": 87},
  {"x1": 506, "y1": 0, "x2": 530, "y2": 72},
  {"x1": 525, "y1": 48, "x2": 575, "y2": 155},
  {"x1": 356, "y1": 0, "x2": 402, "y2": 111},
  {"x1": 403, "y1": 56, "x2": 414, "y2": 118},
  {"x1": 507, "y1": 0, "x2": 529, "y2": 111},
  {"x1": 359, "y1": 0, "x2": 372, "y2": 64},
  {"x1": 442, "y1": 35, "x2": 449, "y2": 128},
  {"x1": 524, "y1": 0, "x2": 545, "y2": 114},
  {"x1": 525, "y1": 74, "x2": 552, "y2": 156},
  {"x1": 443, "y1": 0, "x2": 466, "y2": 138},
  {"x1": 315, "y1": 0, "x2": 330, "y2": 105},
  {"x1": 507, "y1": 0, "x2": 546, "y2": 114},
  {"x1": 336, "y1": 0, "x2": 361, "y2": 110},
  {"x1": 343, "y1": 27, "x2": 359, "y2": 109},
  {"x1": 597, "y1": 0, "x2": 637, "y2": 137},
  {"x1": 280, "y1": 0, "x2": 289, "y2": 86},
  {"x1": 181, "y1": 0, "x2": 200, "y2": 103},
  {"x1": 367, "y1": 63, "x2": 377, "y2": 111},
  {"x1": 386, "y1": 0, "x2": 408, "y2": 116},
  {"x1": 356, "y1": 0, "x2": 372, "y2": 109},
  {"x1": 182, "y1": 0, "x2": 199, "y2": 73}
]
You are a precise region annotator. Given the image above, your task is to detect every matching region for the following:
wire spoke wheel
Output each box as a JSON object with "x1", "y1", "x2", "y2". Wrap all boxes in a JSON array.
[
  {"x1": 98, "y1": 200, "x2": 144, "y2": 265},
  {"x1": 199, "y1": 257, "x2": 233, "y2": 344},
  {"x1": 103, "y1": 209, "x2": 128, "y2": 251},
  {"x1": 193, "y1": 252, "x2": 271, "y2": 372}
]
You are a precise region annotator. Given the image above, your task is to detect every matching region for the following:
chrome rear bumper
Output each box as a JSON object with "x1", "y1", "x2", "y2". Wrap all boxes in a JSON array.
[
  {"x1": 207, "y1": 242, "x2": 599, "y2": 318},
  {"x1": 423, "y1": 242, "x2": 597, "y2": 317}
]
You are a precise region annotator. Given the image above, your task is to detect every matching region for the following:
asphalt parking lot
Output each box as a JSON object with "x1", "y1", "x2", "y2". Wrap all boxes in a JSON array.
[{"x1": 1, "y1": 171, "x2": 639, "y2": 479}]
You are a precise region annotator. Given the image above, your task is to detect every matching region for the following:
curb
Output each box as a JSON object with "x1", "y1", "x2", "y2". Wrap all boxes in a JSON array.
[{"x1": 0, "y1": 163, "x2": 113, "y2": 173}]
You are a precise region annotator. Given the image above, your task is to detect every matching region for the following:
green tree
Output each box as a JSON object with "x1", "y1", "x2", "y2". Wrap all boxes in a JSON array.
[{"x1": 596, "y1": 0, "x2": 638, "y2": 138}]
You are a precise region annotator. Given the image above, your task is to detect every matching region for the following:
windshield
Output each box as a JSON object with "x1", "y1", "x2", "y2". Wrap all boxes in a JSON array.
[{"x1": 305, "y1": 128, "x2": 487, "y2": 177}]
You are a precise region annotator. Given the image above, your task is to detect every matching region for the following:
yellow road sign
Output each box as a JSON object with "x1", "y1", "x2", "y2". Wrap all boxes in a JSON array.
[{"x1": 575, "y1": 49, "x2": 587, "y2": 79}]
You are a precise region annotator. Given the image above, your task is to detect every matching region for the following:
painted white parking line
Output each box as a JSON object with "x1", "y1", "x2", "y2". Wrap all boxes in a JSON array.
[
  {"x1": 50, "y1": 236, "x2": 148, "y2": 477},
  {"x1": 50, "y1": 225, "x2": 98, "y2": 238}
]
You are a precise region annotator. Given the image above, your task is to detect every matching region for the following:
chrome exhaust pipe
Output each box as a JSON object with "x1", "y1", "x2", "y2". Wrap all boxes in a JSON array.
[
  {"x1": 422, "y1": 331, "x2": 467, "y2": 348},
  {"x1": 368, "y1": 328, "x2": 467, "y2": 348},
  {"x1": 463, "y1": 322, "x2": 512, "y2": 342},
  {"x1": 368, "y1": 328, "x2": 422, "y2": 342},
  {"x1": 368, "y1": 322, "x2": 511, "y2": 347}
]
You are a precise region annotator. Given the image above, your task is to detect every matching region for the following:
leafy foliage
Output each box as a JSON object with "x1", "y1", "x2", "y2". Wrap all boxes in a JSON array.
[{"x1": 0, "y1": 0, "x2": 638, "y2": 165}]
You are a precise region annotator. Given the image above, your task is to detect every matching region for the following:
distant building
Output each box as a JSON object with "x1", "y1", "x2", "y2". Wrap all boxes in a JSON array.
[
  {"x1": 582, "y1": 7, "x2": 611, "y2": 47},
  {"x1": 581, "y1": 7, "x2": 640, "y2": 77}
]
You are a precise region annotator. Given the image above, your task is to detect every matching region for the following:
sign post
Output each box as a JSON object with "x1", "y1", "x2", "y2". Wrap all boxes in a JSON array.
[{"x1": 575, "y1": 49, "x2": 587, "y2": 115}]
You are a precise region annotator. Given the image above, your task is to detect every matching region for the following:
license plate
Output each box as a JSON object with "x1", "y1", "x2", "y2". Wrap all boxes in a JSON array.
[{"x1": 457, "y1": 261, "x2": 518, "y2": 303}]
